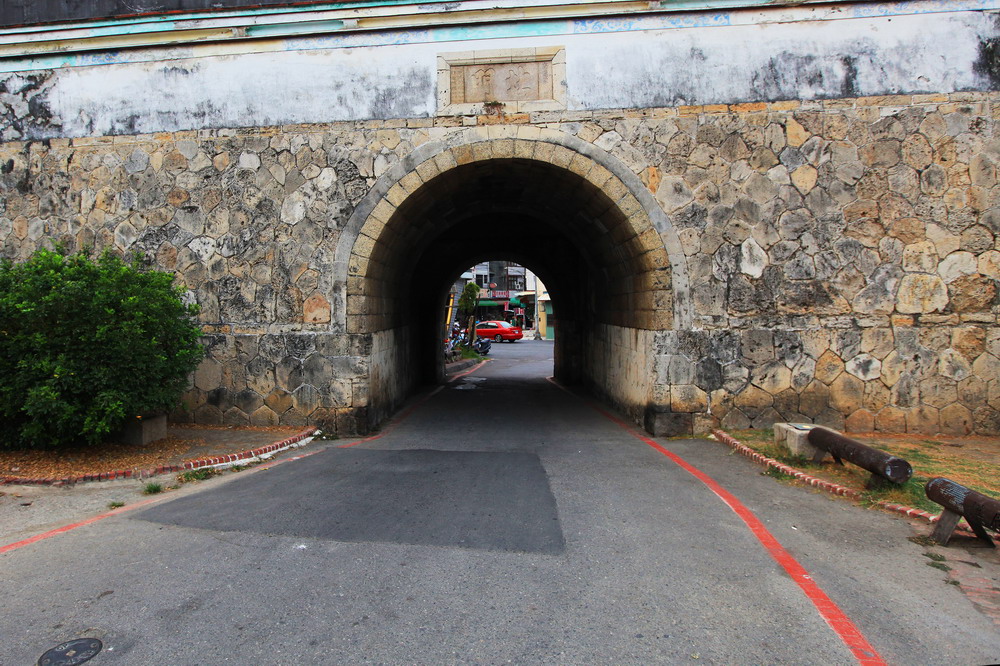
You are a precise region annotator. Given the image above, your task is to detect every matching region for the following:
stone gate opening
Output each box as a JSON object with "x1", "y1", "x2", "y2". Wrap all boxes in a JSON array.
[{"x1": 336, "y1": 131, "x2": 685, "y2": 430}]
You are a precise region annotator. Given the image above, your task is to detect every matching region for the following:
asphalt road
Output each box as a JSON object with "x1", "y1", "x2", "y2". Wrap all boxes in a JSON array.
[{"x1": 2, "y1": 339, "x2": 999, "y2": 665}]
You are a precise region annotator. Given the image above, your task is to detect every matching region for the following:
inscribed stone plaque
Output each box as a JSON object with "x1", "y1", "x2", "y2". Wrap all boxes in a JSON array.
[
  {"x1": 437, "y1": 47, "x2": 566, "y2": 115},
  {"x1": 452, "y1": 60, "x2": 553, "y2": 104}
]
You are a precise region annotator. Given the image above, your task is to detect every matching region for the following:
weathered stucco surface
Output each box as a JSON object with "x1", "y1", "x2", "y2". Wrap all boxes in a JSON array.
[
  {"x1": 43, "y1": 48, "x2": 436, "y2": 138},
  {"x1": 2, "y1": 6, "x2": 998, "y2": 141},
  {"x1": 568, "y1": 11, "x2": 999, "y2": 109}
]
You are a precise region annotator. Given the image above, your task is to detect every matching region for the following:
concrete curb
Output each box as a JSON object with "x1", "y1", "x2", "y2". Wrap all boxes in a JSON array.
[
  {"x1": 0, "y1": 426, "x2": 318, "y2": 487},
  {"x1": 445, "y1": 358, "x2": 480, "y2": 375},
  {"x1": 711, "y1": 429, "x2": 981, "y2": 537}
]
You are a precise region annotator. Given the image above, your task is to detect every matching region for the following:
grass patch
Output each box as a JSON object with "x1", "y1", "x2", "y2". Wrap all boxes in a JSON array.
[
  {"x1": 729, "y1": 429, "x2": 815, "y2": 468},
  {"x1": 107, "y1": 501, "x2": 125, "y2": 509},
  {"x1": 922, "y1": 552, "x2": 947, "y2": 562},
  {"x1": 725, "y1": 428, "x2": 1000, "y2": 515},
  {"x1": 926, "y1": 560, "x2": 951, "y2": 572},
  {"x1": 860, "y1": 476, "x2": 940, "y2": 514},
  {"x1": 455, "y1": 346, "x2": 487, "y2": 361},
  {"x1": 764, "y1": 467, "x2": 794, "y2": 481},
  {"x1": 142, "y1": 482, "x2": 163, "y2": 495},
  {"x1": 178, "y1": 467, "x2": 219, "y2": 483}
]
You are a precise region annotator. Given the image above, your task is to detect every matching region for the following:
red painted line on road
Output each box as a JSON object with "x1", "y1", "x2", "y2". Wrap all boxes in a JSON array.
[
  {"x1": 1, "y1": 375, "x2": 466, "y2": 554},
  {"x1": 448, "y1": 359, "x2": 488, "y2": 383},
  {"x1": 1, "y1": 427, "x2": 318, "y2": 487},
  {"x1": 1, "y1": 493, "x2": 170, "y2": 555},
  {"x1": 550, "y1": 379, "x2": 886, "y2": 666}
]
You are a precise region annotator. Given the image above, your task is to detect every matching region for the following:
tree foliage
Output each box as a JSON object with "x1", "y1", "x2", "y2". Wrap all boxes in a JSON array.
[
  {"x1": 457, "y1": 281, "x2": 481, "y2": 316},
  {"x1": 0, "y1": 249, "x2": 205, "y2": 449},
  {"x1": 456, "y1": 282, "x2": 481, "y2": 344}
]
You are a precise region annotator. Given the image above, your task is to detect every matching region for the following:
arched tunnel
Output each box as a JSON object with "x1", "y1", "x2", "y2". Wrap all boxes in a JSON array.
[{"x1": 340, "y1": 136, "x2": 681, "y2": 431}]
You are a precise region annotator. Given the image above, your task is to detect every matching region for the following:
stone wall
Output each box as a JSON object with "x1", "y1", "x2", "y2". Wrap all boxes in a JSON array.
[
  {"x1": 584, "y1": 324, "x2": 657, "y2": 425},
  {"x1": 368, "y1": 327, "x2": 416, "y2": 429},
  {"x1": 187, "y1": 331, "x2": 370, "y2": 433},
  {"x1": 639, "y1": 94, "x2": 1000, "y2": 435},
  {"x1": 2, "y1": 91, "x2": 999, "y2": 434}
]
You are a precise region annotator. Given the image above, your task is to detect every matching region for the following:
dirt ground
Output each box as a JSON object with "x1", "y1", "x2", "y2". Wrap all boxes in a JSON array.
[
  {"x1": 858, "y1": 432, "x2": 1000, "y2": 490},
  {"x1": 723, "y1": 427, "x2": 1000, "y2": 519},
  {"x1": 858, "y1": 431, "x2": 1000, "y2": 464},
  {"x1": 0, "y1": 424, "x2": 310, "y2": 480}
]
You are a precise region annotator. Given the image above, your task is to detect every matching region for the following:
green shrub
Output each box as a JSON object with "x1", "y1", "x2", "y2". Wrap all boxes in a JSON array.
[{"x1": 0, "y1": 248, "x2": 204, "y2": 449}]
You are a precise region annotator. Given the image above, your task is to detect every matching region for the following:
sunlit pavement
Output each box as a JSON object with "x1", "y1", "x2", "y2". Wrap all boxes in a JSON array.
[{"x1": 3, "y1": 340, "x2": 999, "y2": 664}]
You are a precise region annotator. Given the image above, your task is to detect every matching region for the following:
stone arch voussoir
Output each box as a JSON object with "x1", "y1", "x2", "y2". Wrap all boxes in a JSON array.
[{"x1": 334, "y1": 126, "x2": 692, "y2": 334}]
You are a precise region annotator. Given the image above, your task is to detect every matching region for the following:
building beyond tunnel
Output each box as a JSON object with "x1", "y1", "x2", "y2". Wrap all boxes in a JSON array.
[{"x1": 1, "y1": 0, "x2": 999, "y2": 436}]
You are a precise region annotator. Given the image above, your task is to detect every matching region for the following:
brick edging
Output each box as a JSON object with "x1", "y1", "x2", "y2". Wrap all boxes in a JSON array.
[
  {"x1": 0, "y1": 426, "x2": 318, "y2": 487},
  {"x1": 710, "y1": 429, "x2": 979, "y2": 535}
]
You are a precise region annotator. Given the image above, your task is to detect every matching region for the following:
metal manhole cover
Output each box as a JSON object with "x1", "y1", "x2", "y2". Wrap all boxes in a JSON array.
[{"x1": 37, "y1": 638, "x2": 103, "y2": 666}]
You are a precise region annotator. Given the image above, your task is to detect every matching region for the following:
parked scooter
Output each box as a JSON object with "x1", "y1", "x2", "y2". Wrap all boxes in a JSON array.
[{"x1": 452, "y1": 322, "x2": 491, "y2": 355}]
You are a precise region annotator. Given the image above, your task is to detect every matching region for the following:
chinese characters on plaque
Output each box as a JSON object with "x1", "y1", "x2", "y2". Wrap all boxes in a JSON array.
[
  {"x1": 437, "y1": 48, "x2": 565, "y2": 114},
  {"x1": 452, "y1": 61, "x2": 553, "y2": 104}
]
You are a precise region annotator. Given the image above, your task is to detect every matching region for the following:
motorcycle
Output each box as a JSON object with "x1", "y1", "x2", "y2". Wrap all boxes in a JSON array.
[
  {"x1": 453, "y1": 324, "x2": 491, "y2": 355},
  {"x1": 473, "y1": 336, "x2": 491, "y2": 355}
]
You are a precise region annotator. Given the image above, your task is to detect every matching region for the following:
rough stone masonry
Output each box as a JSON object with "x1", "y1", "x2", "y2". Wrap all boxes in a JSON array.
[
  {"x1": 1, "y1": 1, "x2": 999, "y2": 436},
  {"x1": 2, "y1": 93, "x2": 999, "y2": 435}
]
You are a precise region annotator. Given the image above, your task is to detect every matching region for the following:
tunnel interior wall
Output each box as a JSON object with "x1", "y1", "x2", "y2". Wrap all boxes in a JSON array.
[
  {"x1": 582, "y1": 324, "x2": 658, "y2": 425},
  {"x1": 3, "y1": 92, "x2": 1000, "y2": 435},
  {"x1": 368, "y1": 326, "x2": 417, "y2": 430}
]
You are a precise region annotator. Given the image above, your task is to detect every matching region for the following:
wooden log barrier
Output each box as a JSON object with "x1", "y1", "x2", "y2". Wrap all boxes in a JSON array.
[
  {"x1": 806, "y1": 427, "x2": 913, "y2": 485},
  {"x1": 925, "y1": 477, "x2": 999, "y2": 547}
]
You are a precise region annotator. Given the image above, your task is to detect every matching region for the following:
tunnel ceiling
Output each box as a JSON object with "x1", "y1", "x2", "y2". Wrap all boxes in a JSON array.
[{"x1": 359, "y1": 156, "x2": 673, "y2": 333}]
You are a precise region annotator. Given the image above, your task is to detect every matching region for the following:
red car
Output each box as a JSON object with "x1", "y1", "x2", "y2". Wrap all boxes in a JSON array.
[{"x1": 475, "y1": 320, "x2": 523, "y2": 342}]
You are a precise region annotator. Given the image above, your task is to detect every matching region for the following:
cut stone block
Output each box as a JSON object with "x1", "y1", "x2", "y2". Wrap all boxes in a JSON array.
[
  {"x1": 774, "y1": 422, "x2": 828, "y2": 462},
  {"x1": 118, "y1": 414, "x2": 167, "y2": 447},
  {"x1": 644, "y1": 404, "x2": 693, "y2": 436}
]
